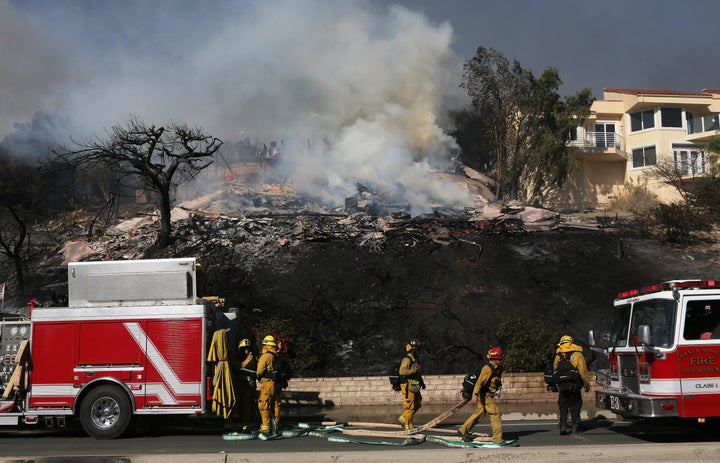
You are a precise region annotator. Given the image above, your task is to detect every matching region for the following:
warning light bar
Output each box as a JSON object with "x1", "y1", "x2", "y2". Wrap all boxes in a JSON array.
[{"x1": 617, "y1": 280, "x2": 720, "y2": 299}]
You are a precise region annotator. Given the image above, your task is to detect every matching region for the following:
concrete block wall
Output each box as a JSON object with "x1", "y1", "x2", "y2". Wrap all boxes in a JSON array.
[{"x1": 283, "y1": 372, "x2": 599, "y2": 407}]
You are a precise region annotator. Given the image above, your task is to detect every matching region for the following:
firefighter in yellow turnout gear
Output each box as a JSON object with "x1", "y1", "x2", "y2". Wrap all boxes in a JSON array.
[
  {"x1": 554, "y1": 335, "x2": 590, "y2": 435},
  {"x1": 397, "y1": 338, "x2": 425, "y2": 430},
  {"x1": 256, "y1": 335, "x2": 282, "y2": 436},
  {"x1": 458, "y1": 347, "x2": 506, "y2": 444}
]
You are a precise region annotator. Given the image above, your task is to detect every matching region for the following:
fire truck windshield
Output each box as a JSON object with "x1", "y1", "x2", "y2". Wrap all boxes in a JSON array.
[{"x1": 608, "y1": 299, "x2": 677, "y2": 348}]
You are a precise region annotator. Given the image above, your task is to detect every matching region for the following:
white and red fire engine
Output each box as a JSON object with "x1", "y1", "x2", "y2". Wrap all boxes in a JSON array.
[
  {"x1": 591, "y1": 279, "x2": 720, "y2": 421},
  {"x1": 0, "y1": 258, "x2": 233, "y2": 439}
]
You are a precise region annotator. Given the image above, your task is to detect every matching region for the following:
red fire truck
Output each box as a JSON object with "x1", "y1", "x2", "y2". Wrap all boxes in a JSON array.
[
  {"x1": 591, "y1": 279, "x2": 720, "y2": 421},
  {"x1": 0, "y1": 258, "x2": 234, "y2": 439}
]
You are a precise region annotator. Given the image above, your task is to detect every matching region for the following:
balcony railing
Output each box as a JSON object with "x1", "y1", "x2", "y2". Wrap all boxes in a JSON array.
[
  {"x1": 674, "y1": 158, "x2": 708, "y2": 176},
  {"x1": 567, "y1": 131, "x2": 624, "y2": 152}
]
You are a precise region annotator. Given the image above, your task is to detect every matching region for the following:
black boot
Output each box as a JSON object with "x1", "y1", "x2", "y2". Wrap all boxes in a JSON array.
[{"x1": 560, "y1": 423, "x2": 570, "y2": 435}]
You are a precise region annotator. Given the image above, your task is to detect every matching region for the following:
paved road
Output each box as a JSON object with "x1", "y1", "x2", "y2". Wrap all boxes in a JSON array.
[{"x1": 0, "y1": 415, "x2": 719, "y2": 463}]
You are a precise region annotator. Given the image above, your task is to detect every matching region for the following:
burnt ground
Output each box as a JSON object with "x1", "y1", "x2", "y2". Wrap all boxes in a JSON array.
[
  {"x1": 204, "y1": 226, "x2": 720, "y2": 376},
  {"x1": 3, "y1": 170, "x2": 720, "y2": 377}
]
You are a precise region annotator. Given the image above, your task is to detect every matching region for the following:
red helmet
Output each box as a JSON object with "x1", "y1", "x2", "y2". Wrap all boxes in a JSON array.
[{"x1": 487, "y1": 347, "x2": 504, "y2": 360}]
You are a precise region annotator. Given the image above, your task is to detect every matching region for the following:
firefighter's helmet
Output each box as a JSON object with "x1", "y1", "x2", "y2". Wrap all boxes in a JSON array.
[
  {"x1": 558, "y1": 335, "x2": 574, "y2": 346},
  {"x1": 487, "y1": 347, "x2": 505, "y2": 360},
  {"x1": 262, "y1": 335, "x2": 277, "y2": 347},
  {"x1": 405, "y1": 338, "x2": 420, "y2": 352},
  {"x1": 238, "y1": 338, "x2": 250, "y2": 349}
]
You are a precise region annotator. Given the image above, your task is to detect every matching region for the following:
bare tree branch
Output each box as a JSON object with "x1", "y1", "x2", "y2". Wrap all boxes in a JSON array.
[{"x1": 51, "y1": 115, "x2": 222, "y2": 247}]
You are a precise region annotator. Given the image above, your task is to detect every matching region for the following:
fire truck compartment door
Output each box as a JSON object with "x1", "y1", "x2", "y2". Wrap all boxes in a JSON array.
[
  {"x1": 142, "y1": 319, "x2": 203, "y2": 407},
  {"x1": 78, "y1": 322, "x2": 143, "y2": 368}
]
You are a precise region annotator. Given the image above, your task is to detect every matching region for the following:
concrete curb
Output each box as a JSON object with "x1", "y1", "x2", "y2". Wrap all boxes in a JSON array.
[{"x1": 10, "y1": 443, "x2": 718, "y2": 463}]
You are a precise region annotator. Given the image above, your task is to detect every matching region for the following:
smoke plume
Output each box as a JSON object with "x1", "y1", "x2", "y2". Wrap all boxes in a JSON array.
[{"x1": 0, "y1": 0, "x2": 471, "y2": 210}]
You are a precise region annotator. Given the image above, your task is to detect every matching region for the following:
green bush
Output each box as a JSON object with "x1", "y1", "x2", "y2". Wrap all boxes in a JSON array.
[
  {"x1": 253, "y1": 316, "x2": 322, "y2": 376},
  {"x1": 496, "y1": 314, "x2": 557, "y2": 372}
]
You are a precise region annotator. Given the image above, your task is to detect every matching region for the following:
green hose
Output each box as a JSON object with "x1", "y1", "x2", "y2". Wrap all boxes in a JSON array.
[{"x1": 328, "y1": 435, "x2": 426, "y2": 446}]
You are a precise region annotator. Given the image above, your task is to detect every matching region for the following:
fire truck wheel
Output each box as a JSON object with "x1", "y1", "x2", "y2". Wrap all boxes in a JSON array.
[{"x1": 79, "y1": 385, "x2": 132, "y2": 439}]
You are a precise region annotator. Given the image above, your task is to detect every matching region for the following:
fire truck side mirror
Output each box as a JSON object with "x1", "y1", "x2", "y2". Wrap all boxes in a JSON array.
[
  {"x1": 588, "y1": 330, "x2": 596, "y2": 347},
  {"x1": 638, "y1": 324, "x2": 651, "y2": 345}
]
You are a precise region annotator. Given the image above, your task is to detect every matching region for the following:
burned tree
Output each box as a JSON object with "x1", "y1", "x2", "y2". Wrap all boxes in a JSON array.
[
  {"x1": 52, "y1": 116, "x2": 222, "y2": 248},
  {"x1": 0, "y1": 151, "x2": 42, "y2": 291}
]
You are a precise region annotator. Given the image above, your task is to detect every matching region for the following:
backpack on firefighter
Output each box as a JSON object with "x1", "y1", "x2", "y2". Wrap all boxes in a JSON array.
[
  {"x1": 551, "y1": 351, "x2": 581, "y2": 392},
  {"x1": 543, "y1": 357, "x2": 558, "y2": 392},
  {"x1": 388, "y1": 356, "x2": 409, "y2": 392},
  {"x1": 460, "y1": 373, "x2": 478, "y2": 399},
  {"x1": 268, "y1": 352, "x2": 292, "y2": 389},
  {"x1": 461, "y1": 348, "x2": 505, "y2": 399}
]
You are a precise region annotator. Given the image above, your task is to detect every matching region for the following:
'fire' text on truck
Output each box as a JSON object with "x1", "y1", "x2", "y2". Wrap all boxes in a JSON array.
[{"x1": 590, "y1": 279, "x2": 720, "y2": 422}]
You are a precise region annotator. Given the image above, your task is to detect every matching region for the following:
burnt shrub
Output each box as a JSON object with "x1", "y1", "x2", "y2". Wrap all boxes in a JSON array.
[{"x1": 653, "y1": 202, "x2": 713, "y2": 243}]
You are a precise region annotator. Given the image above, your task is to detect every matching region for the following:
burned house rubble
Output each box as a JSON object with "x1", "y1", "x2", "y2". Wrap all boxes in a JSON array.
[
  {"x1": 5, "y1": 162, "x2": 717, "y2": 377},
  {"x1": 57, "y1": 163, "x2": 595, "y2": 266}
]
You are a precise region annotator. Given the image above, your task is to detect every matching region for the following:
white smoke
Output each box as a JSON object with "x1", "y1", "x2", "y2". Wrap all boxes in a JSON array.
[{"x1": 0, "y1": 0, "x2": 471, "y2": 209}]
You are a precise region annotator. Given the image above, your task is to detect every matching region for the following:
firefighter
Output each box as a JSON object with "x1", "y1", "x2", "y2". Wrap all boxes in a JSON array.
[
  {"x1": 235, "y1": 338, "x2": 257, "y2": 433},
  {"x1": 256, "y1": 334, "x2": 282, "y2": 436},
  {"x1": 397, "y1": 338, "x2": 425, "y2": 430},
  {"x1": 458, "y1": 347, "x2": 506, "y2": 444},
  {"x1": 554, "y1": 335, "x2": 590, "y2": 435}
]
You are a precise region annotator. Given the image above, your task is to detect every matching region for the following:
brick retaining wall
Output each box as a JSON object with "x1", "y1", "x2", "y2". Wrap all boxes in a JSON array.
[{"x1": 283, "y1": 372, "x2": 599, "y2": 407}]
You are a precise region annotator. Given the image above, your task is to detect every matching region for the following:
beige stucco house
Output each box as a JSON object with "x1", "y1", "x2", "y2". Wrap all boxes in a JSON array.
[{"x1": 549, "y1": 88, "x2": 720, "y2": 211}]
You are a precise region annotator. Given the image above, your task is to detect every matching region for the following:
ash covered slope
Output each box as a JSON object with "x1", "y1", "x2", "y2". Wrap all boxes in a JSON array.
[{"x1": 4, "y1": 165, "x2": 719, "y2": 377}]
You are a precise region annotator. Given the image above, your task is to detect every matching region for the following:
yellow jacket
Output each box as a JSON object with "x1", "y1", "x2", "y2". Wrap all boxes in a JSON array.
[
  {"x1": 472, "y1": 361, "x2": 503, "y2": 397},
  {"x1": 554, "y1": 342, "x2": 589, "y2": 387},
  {"x1": 256, "y1": 345, "x2": 279, "y2": 383},
  {"x1": 399, "y1": 352, "x2": 423, "y2": 383}
]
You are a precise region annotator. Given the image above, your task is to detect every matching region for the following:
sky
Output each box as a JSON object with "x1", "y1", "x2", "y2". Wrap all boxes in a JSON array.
[
  {"x1": 1, "y1": 0, "x2": 719, "y2": 208},
  {"x1": 397, "y1": 0, "x2": 720, "y2": 96}
]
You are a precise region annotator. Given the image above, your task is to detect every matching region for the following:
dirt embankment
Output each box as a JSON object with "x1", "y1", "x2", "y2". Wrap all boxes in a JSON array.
[
  {"x1": 3, "y1": 169, "x2": 720, "y2": 376},
  {"x1": 211, "y1": 228, "x2": 719, "y2": 376}
]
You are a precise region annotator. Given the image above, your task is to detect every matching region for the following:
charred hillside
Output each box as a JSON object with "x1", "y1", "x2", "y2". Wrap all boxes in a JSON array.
[
  {"x1": 197, "y1": 226, "x2": 718, "y2": 376},
  {"x1": 2, "y1": 165, "x2": 720, "y2": 377}
]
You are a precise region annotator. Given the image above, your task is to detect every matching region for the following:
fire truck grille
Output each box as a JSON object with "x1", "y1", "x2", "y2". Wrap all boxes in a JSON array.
[{"x1": 618, "y1": 355, "x2": 640, "y2": 393}]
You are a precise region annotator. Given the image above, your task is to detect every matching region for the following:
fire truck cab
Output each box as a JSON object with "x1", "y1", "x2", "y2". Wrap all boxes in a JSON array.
[
  {"x1": 592, "y1": 279, "x2": 720, "y2": 421},
  {"x1": 0, "y1": 258, "x2": 233, "y2": 439}
]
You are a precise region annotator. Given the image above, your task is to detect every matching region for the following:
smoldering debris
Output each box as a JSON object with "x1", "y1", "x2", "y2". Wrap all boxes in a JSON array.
[{"x1": 50, "y1": 164, "x2": 587, "y2": 267}]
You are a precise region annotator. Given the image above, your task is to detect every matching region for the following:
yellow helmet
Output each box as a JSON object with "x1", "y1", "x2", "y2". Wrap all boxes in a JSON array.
[
  {"x1": 262, "y1": 335, "x2": 277, "y2": 347},
  {"x1": 238, "y1": 338, "x2": 250, "y2": 348},
  {"x1": 558, "y1": 335, "x2": 574, "y2": 346}
]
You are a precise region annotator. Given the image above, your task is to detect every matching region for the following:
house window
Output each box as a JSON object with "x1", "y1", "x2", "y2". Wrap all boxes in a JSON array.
[
  {"x1": 632, "y1": 146, "x2": 657, "y2": 168},
  {"x1": 661, "y1": 107, "x2": 683, "y2": 128},
  {"x1": 594, "y1": 122, "x2": 616, "y2": 148},
  {"x1": 673, "y1": 144, "x2": 706, "y2": 176},
  {"x1": 686, "y1": 113, "x2": 697, "y2": 134},
  {"x1": 702, "y1": 114, "x2": 720, "y2": 132},
  {"x1": 630, "y1": 109, "x2": 655, "y2": 132}
]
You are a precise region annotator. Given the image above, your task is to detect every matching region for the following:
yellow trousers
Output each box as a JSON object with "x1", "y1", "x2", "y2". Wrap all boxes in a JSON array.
[
  {"x1": 459, "y1": 393, "x2": 503, "y2": 443},
  {"x1": 399, "y1": 383, "x2": 422, "y2": 427},
  {"x1": 258, "y1": 380, "x2": 281, "y2": 432}
]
